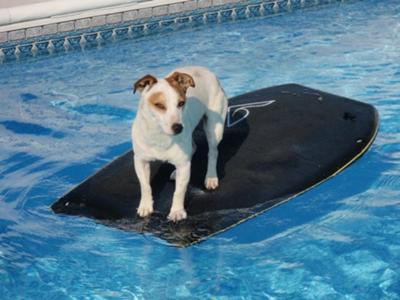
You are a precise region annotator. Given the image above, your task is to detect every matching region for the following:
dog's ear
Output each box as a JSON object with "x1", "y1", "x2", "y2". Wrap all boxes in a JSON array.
[
  {"x1": 167, "y1": 72, "x2": 195, "y2": 94},
  {"x1": 133, "y1": 75, "x2": 157, "y2": 94}
]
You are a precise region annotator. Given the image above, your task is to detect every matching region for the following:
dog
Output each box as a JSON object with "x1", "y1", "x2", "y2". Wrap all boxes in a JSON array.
[{"x1": 132, "y1": 66, "x2": 228, "y2": 222}]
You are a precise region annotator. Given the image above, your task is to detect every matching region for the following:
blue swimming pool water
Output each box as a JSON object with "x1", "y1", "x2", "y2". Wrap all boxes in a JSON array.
[{"x1": 1, "y1": 0, "x2": 399, "y2": 298}]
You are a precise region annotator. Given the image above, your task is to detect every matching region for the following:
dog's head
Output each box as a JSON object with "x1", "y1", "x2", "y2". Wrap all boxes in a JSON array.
[{"x1": 133, "y1": 72, "x2": 195, "y2": 135}]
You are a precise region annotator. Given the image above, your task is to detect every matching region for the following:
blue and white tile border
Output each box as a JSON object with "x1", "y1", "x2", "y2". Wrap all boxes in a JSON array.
[{"x1": 0, "y1": 0, "x2": 348, "y2": 63}]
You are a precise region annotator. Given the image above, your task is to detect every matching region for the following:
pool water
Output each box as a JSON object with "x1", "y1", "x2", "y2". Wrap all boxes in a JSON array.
[{"x1": 1, "y1": 0, "x2": 399, "y2": 298}]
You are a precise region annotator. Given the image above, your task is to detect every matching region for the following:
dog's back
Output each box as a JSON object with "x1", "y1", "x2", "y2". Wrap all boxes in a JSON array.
[
  {"x1": 172, "y1": 66, "x2": 228, "y2": 134},
  {"x1": 173, "y1": 66, "x2": 224, "y2": 106}
]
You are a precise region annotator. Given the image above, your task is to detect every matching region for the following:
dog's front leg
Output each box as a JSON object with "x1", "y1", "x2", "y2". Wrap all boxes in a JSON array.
[
  {"x1": 168, "y1": 162, "x2": 190, "y2": 222},
  {"x1": 134, "y1": 157, "x2": 153, "y2": 217}
]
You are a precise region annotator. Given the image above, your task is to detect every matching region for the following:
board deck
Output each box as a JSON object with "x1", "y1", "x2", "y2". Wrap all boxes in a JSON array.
[{"x1": 51, "y1": 84, "x2": 379, "y2": 247}]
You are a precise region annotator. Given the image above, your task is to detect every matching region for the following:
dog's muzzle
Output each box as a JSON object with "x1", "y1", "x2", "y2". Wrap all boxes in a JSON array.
[{"x1": 172, "y1": 123, "x2": 183, "y2": 135}]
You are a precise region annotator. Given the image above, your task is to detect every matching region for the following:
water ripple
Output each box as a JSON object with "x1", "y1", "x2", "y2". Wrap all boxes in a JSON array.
[{"x1": 0, "y1": 0, "x2": 400, "y2": 298}]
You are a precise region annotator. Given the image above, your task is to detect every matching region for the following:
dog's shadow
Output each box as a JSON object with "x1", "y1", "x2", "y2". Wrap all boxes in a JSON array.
[{"x1": 150, "y1": 106, "x2": 250, "y2": 214}]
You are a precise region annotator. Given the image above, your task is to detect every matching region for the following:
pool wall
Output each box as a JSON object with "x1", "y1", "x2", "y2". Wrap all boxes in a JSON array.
[{"x1": 0, "y1": 0, "x2": 353, "y2": 63}]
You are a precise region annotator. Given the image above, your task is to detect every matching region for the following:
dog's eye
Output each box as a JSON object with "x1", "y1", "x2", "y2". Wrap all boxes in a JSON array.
[
  {"x1": 154, "y1": 103, "x2": 166, "y2": 110},
  {"x1": 177, "y1": 101, "x2": 185, "y2": 108}
]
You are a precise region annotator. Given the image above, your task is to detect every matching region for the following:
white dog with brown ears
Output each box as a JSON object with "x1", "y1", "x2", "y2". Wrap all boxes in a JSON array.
[{"x1": 132, "y1": 66, "x2": 228, "y2": 222}]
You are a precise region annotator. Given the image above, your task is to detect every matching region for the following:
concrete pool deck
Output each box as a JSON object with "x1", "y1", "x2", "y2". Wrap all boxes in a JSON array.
[
  {"x1": 0, "y1": 0, "x2": 240, "y2": 44},
  {"x1": 0, "y1": 0, "x2": 47, "y2": 9}
]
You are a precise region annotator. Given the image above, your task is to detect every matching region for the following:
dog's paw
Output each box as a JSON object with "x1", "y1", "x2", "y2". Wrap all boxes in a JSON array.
[
  {"x1": 169, "y1": 170, "x2": 176, "y2": 181},
  {"x1": 205, "y1": 177, "x2": 219, "y2": 190},
  {"x1": 137, "y1": 202, "x2": 153, "y2": 218},
  {"x1": 167, "y1": 209, "x2": 187, "y2": 222}
]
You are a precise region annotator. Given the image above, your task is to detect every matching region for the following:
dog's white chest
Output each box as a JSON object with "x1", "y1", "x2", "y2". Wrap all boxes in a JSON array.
[{"x1": 133, "y1": 131, "x2": 191, "y2": 164}]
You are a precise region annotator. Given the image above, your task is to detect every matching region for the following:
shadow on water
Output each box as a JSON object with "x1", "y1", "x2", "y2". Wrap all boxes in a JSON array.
[{"x1": 0, "y1": 120, "x2": 65, "y2": 139}]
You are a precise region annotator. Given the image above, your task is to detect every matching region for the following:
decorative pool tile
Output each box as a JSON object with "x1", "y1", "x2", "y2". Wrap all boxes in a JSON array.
[
  {"x1": 206, "y1": 11, "x2": 219, "y2": 23},
  {"x1": 247, "y1": 5, "x2": 261, "y2": 18},
  {"x1": 35, "y1": 41, "x2": 49, "y2": 54},
  {"x1": 3, "y1": 47, "x2": 15, "y2": 58},
  {"x1": 84, "y1": 32, "x2": 98, "y2": 46},
  {"x1": 0, "y1": 32, "x2": 7, "y2": 43},
  {"x1": 67, "y1": 36, "x2": 81, "y2": 50},
  {"x1": 75, "y1": 18, "x2": 92, "y2": 30},
  {"x1": 169, "y1": 3, "x2": 185, "y2": 14},
  {"x1": 146, "y1": 21, "x2": 160, "y2": 34},
  {"x1": 123, "y1": 10, "x2": 139, "y2": 22},
  {"x1": 42, "y1": 24, "x2": 58, "y2": 35},
  {"x1": 138, "y1": 7, "x2": 152, "y2": 19},
  {"x1": 198, "y1": 0, "x2": 213, "y2": 9},
  {"x1": 234, "y1": 5, "x2": 248, "y2": 20},
  {"x1": 0, "y1": 0, "x2": 352, "y2": 63},
  {"x1": 91, "y1": 15, "x2": 107, "y2": 27},
  {"x1": 52, "y1": 38, "x2": 65, "y2": 51},
  {"x1": 191, "y1": 13, "x2": 207, "y2": 26},
  {"x1": 58, "y1": 21, "x2": 75, "y2": 33},
  {"x1": 153, "y1": 5, "x2": 168, "y2": 17},
  {"x1": 106, "y1": 13, "x2": 123, "y2": 24},
  {"x1": 26, "y1": 27, "x2": 42, "y2": 38},
  {"x1": 18, "y1": 44, "x2": 32, "y2": 56},
  {"x1": 8, "y1": 30, "x2": 26, "y2": 41},
  {"x1": 219, "y1": 9, "x2": 233, "y2": 22},
  {"x1": 184, "y1": 1, "x2": 198, "y2": 11}
]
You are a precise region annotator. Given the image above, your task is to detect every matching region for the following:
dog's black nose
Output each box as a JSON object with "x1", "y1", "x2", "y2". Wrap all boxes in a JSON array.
[{"x1": 172, "y1": 123, "x2": 183, "y2": 134}]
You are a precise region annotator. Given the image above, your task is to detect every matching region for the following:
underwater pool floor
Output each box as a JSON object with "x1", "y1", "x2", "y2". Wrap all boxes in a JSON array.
[{"x1": 0, "y1": 0, "x2": 399, "y2": 298}]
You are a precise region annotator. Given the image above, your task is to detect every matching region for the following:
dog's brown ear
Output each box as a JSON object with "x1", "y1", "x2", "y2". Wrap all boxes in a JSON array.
[
  {"x1": 167, "y1": 72, "x2": 195, "y2": 93},
  {"x1": 133, "y1": 75, "x2": 157, "y2": 93}
]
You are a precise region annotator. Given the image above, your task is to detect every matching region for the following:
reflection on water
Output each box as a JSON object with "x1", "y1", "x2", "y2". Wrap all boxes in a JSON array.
[{"x1": 0, "y1": 0, "x2": 399, "y2": 298}]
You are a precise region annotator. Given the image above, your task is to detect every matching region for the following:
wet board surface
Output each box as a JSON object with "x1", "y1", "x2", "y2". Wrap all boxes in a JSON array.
[{"x1": 51, "y1": 84, "x2": 379, "y2": 247}]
